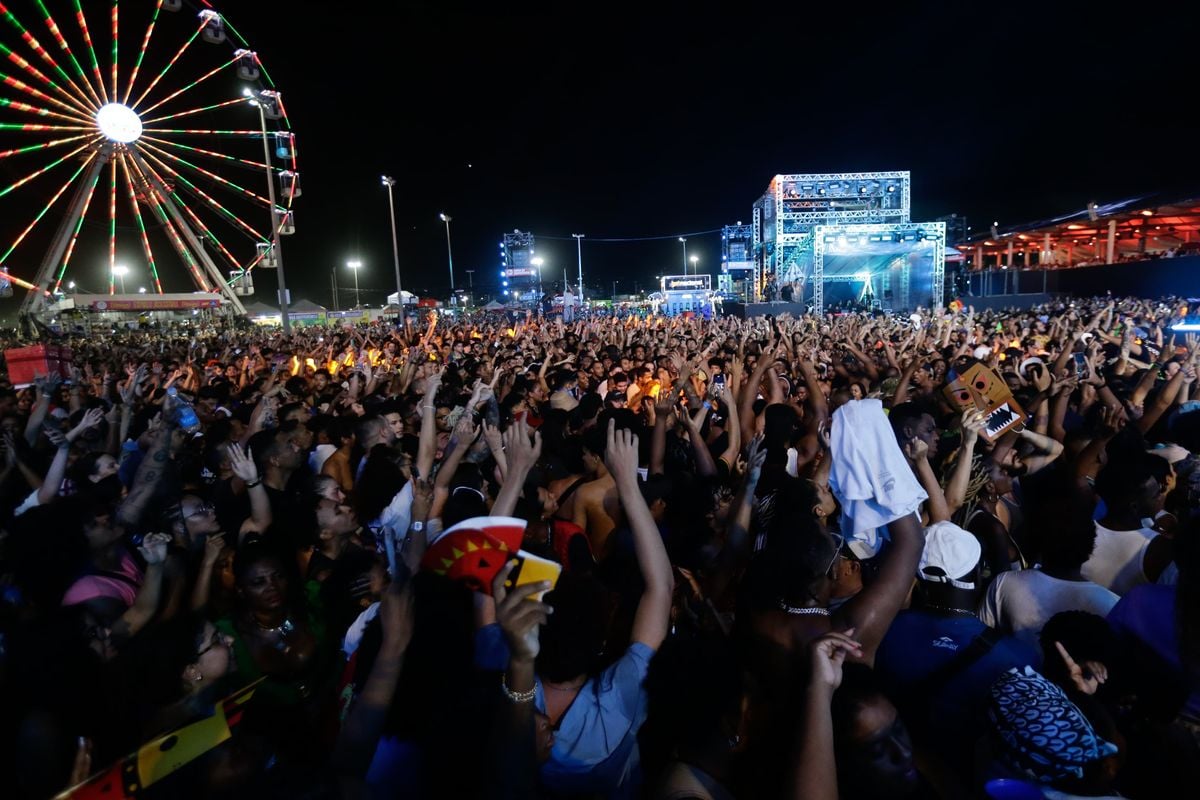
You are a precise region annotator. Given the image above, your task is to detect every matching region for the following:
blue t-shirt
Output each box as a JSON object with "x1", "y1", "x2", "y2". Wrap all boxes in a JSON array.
[
  {"x1": 876, "y1": 610, "x2": 1040, "y2": 739},
  {"x1": 537, "y1": 642, "x2": 655, "y2": 800},
  {"x1": 1107, "y1": 583, "x2": 1200, "y2": 716}
]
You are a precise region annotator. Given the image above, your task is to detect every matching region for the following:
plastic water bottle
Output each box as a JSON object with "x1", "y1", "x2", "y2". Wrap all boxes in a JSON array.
[{"x1": 167, "y1": 387, "x2": 201, "y2": 433}]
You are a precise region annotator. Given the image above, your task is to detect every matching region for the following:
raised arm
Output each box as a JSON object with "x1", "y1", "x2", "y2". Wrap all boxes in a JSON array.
[
  {"x1": 115, "y1": 412, "x2": 174, "y2": 531},
  {"x1": 944, "y1": 410, "x2": 984, "y2": 515},
  {"x1": 227, "y1": 444, "x2": 272, "y2": 540},
  {"x1": 111, "y1": 534, "x2": 170, "y2": 642},
  {"x1": 681, "y1": 405, "x2": 717, "y2": 478},
  {"x1": 792, "y1": 631, "x2": 863, "y2": 800},
  {"x1": 23, "y1": 374, "x2": 58, "y2": 447},
  {"x1": 415, "y1": 367, "x2": 443, "y2": 481},
  {"x1": 490, "y1": 418, "x2": 541, "y2": 518},
  {"x1": 905, "y1": 437, "x2": 950, "y2": 524},
  {"x1": 191, "y1": 534, "x2": 226, "y2": 613},
  {"x1": 833, "y1": 507, "x2": 924, "y2": 664},
  {"x1": 1136, "y1": 365, "x2": 1187, "y2": 434},
  {"x1": 333, "y1": 576, "x2": 414, "y2": 786},
  {"x1": 37, "y1": 408, "x2": 104, "y2": 506},
  {"x1": 1015, "y1": 428, "x2": 1064, "y2": 474},
  {"x1": 604, "y1": 420, "x2": 674, "y2": 650}
]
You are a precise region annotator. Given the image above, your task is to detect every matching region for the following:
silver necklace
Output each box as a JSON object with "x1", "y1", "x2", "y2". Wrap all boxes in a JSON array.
[{"x1": 778, "y1": 601, "x2": 831, "y2": 616}]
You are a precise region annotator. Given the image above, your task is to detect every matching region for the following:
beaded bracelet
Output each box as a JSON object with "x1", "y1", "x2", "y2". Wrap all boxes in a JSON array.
[{"x1": 500, "y1": 673, "x2": 535, "y2": 704}]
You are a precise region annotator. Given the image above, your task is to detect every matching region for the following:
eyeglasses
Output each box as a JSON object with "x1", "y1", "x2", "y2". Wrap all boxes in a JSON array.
[
  {"x1": 185, "y1": 502, "x2": 216, "y2": 519},
  {"x1": 825, "y1": 532, "x2": 845, "y2": 576}
]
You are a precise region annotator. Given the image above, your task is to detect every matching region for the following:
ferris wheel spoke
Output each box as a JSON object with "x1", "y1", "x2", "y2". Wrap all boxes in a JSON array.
[
  {"x1": 0, "y1": 150, "x2": 93, "y2": 267},
  {"x1": 0, "y1": 67, "x2": 94, "y2": 122},
  {"x1": 140, "y1": 134, "x2": 268, "y2": 171},
  {"x1": 0, "y1": 132, "x2": 94, "y2": 160},
  {"x1": 141, "y1": 96, "x2": 244, "y2": 126},
  {"x1": 137, "y1": 55, "x2": 237, "y2": 118},
  {"x1": 0, "y1": 42, "x2": 95, "y2": 117},
  {"x1": 130, "y1": 16, "x2": 205, "y2": 111},
  {"x1": 122, "y1": 0, "x2": 162, "y2": 105},
  {"x1": 137, "y1": 146, "x2": 266, "y2": 241},
  {"x1": 140, "y1": 140, "x2": 270, "y2": 206},
  {"x1": 108, "y1": 0, "x2": 116, "y2": 101},
  {"x1": 68, "y1": 0, "x2": 109, "y2": 105},
  {"x1": 177, "y1": 195, "x2": 248, "y2": 273},
  {"x1": 107, "y1": 157, "x2": 116, "y2": 293},
  {"x1": 0, "y1": 95, "x2": 92, "y2": 125},
  {"x1": 51, "y1": 159, "x2": 101, "y2": 293},
  {"x1": 2, "y1": 1, "x2": 100, "y2": 111},
  {"x1": 118, "y1": 153, "x2": 162, "y2": 294},
  {"x1": 141, "y1": 127, "x2": 264, "y2": 136},
  {"x1": 0, "y1": 140, "x2": 93, "y2": 198},
  {"x1": 128, "y1": 154, "x2": 213, "y2": 290},
  {"x1": 0, "y1": 121, "x2": 91, "y2": 131}
]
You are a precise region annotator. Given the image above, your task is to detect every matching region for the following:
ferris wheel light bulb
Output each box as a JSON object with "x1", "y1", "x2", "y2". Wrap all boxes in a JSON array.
[{"x1": 95, "y1": 103, "x2": 142, "y2": 143}]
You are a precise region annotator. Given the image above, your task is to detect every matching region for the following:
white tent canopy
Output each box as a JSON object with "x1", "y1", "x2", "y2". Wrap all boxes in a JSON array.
[{"x1": 386, "y1": 291, "x2": 419, "y2": 306}]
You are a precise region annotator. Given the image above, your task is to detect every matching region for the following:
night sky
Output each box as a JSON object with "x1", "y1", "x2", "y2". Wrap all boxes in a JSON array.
[{"x1": 3, "y1": 1, "x2": 1198, "y2": 310}]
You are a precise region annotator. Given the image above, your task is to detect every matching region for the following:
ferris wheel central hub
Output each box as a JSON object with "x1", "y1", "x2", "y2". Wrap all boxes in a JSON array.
[{"x1": 95, "y1": 102, "x2": 143, "y2": 144}]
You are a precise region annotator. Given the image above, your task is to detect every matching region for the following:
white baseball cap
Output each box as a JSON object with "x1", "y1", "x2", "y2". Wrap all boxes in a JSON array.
[{"x1": 918, "y1": 520, "x2": 982, "y2": 589}]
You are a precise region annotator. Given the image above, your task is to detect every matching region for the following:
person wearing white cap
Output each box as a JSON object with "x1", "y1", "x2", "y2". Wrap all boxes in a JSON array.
[{"x1": 874, "y1": 521, "x2": 1039, "y2": 786}]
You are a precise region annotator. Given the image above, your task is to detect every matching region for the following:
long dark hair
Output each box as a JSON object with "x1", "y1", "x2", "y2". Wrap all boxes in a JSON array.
[{"x1": 354, "y1": 444, "x2": 406, "y2": 525}]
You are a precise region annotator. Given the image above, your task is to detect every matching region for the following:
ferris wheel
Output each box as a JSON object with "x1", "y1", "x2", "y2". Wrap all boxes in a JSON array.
[{"x1": 0, "y1": 0, "x2": 298, "y2": 319}]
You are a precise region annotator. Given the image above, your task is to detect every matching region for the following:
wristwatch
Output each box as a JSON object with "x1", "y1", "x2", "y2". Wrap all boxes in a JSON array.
[{"x1": 410, "y1": 520, "x2": 425, "y2": 533}]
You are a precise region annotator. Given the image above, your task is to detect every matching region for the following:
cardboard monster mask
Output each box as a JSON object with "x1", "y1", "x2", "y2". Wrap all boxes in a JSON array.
[{"x1": 943, "y1": 363, "x2": 1026, "y2": 442}]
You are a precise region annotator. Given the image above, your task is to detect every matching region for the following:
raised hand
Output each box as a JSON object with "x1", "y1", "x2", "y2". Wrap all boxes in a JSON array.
[
  {"x1": 202, "y1": 533, "x2": 226, "y2": 567},
  {"x1": 961, "y1": 408, "x2": 987, "y2": 445},
  {"x1": 67, "y1": 408, "x2": 105, "y2": 442},
  {"x1": 744, "y1": 432, "x2": 767, "y2": 483},
  {"x1": 503, "y1": 418, "x2": 543, "y2": 472},
  {"x1": 226, "y1": 444, "x2": 260, "y2": 484},
  {"x1": 491, "y1": 559, "x2": 552, "y2": 662},
  {"x1": 903, "y1": 435, "x2": 929, "y2": 462},
  {"x1": 137, "y1": 532, "x2": 171, "y2": 566},
  {"x1": 1053, "y1": 640, "x2": 1107, "y2": 696},
  {"x1": 808, "y1": 629, "x2": 863, "y2": 693},
  {"x1": 603, "y1": 418, "x2": 640, "y2": 486},
  {"x1": 410, "y1": 475, "x2": 434, "y2": 523}
]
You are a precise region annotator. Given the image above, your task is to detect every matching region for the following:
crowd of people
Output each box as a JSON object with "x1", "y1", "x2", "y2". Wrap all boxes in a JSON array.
[{"x1": 0, "y1": 294, "x2": 1197, "y2": 799}]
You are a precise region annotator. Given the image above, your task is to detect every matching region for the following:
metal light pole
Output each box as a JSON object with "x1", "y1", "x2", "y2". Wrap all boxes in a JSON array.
[
  {"x1": 465, "y1": 270, "x2": 474, "y2": 289},
  {"x1": 689, "y1": 255, "x2": 698, "y2": 275},
  {"x1": 611, "y1": 280, "x2": 618, "y2": 301},
  {"x1": 678, "y1": 237, "x2": 688, "y2": 273},
  {"x1": 113, "y1": 264, "x2": 128, "y2": 294},
  {"x1": 347, "y1": 260, "x2": 362, "y2": 308},
  {"x1": 572, "y1": 233, "x2": 584, "y2": 301},
  {"x1": 381, "y1": 176, "x2": 403, "y2": 304},
  {"x1": 439, "y1": 213, "x2": 455, "y2": 292},
  {"x1": 330, "y1": 267, "x2": 339, "y2": 310},
  {"x1": 245, "y1": 89, "x2": 290, "y2": 334}
]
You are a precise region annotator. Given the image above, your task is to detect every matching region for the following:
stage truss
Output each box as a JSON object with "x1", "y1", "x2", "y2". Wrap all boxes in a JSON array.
[
  {"x1": 811, "y1": 222, "x2": 945, "y2": 315},
  {"x1": 753, "y1": 171, "x2": 912, "y2": 299}
]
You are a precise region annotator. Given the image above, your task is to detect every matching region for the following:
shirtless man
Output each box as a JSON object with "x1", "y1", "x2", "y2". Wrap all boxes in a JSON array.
[{"x1": 571, "y1": 421, "x2": 625, "y2": 558}]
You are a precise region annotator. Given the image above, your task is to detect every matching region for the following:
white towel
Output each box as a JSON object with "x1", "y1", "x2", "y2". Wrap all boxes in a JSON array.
[{"x1": 829, "y1": 399, "x2": 927, "y2": 556}]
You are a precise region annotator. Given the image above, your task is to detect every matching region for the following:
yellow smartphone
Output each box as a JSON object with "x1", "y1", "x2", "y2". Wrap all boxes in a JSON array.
[{"x1": 507, "y1": 550, "x2": 562, "y2": 601}]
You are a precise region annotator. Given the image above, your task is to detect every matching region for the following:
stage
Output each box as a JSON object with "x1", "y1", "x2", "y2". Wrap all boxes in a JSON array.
[{"x1": 726, "y1": 301, "x2": 809, "y2": 319}]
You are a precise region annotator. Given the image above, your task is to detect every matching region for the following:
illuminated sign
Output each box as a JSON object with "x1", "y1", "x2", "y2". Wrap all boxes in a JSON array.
[{"x1": 661, "y1": 275, "x2": 711, "y2": 291}]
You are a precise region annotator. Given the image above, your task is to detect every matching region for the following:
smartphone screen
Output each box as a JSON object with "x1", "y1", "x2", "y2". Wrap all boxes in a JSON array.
[{"x1": 1073, "y1": 352, "x2": 1088, "y2": 377}]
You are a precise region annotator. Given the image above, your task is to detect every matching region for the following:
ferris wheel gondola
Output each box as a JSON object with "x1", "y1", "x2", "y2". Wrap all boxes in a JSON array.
[{"x1": 0, "y1": 0, "x2": 299, "y2": 319}]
